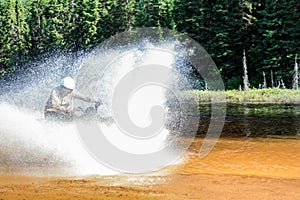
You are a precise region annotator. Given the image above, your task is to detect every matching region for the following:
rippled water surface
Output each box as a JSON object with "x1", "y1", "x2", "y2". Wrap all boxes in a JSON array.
[
  {"x1": 1, "y1": 103, "x2": 299, "y2": 180},
  {"x1": 175, "y1": 137, "x2": 300, "y2": 179},
  {"x1": 196, "y1": 103, "x2": 300, "y2": 136}
]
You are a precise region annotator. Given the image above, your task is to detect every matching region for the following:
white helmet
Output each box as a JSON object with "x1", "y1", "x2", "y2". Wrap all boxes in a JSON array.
[{"x1": 62, "y1": 77, "x2": 75, "y2": 90}]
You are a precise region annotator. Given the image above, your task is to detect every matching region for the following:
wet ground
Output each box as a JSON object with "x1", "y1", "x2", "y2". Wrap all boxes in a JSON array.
[{"x1": 1, "y1": 137, "x2": 299, "y2": 200}]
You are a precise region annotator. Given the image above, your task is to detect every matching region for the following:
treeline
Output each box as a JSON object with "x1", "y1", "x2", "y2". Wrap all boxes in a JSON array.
[{"x1": 0, "y1": 0, "x2": 299, "y2": 89}]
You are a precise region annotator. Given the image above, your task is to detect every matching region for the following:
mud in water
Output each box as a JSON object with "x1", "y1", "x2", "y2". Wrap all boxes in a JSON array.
[
  {"x1": 0, "y1": 137, "x2": 299, "y2": 200},
  {"x1": 176, "y1": 137, "x2": 300, "y2": 178}
]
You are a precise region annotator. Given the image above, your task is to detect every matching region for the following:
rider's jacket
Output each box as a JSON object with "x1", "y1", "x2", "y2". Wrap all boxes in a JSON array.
[{"x1": 45, "y1": 85, "x2": 95, "y2": 114}]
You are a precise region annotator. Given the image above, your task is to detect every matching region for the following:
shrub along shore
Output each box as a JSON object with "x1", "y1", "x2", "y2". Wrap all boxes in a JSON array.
[{"x1": 179, "y1": 88, "x2": 300, "y2": 103}]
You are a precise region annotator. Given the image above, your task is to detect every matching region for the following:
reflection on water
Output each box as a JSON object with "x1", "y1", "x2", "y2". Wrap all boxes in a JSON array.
[
  {"x1": 175, "y1": 137, "x2": 300, "y2": 179},
  {"x1": 1, "y1": 103, "x2": 299, "y2": 180},
  {"x1": 197, "y1": 103, "x2": 300, "y2": 136}
]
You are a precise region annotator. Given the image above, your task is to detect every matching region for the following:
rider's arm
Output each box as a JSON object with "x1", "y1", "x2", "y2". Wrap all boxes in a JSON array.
[{"x1": 72, "y1": 91, "x2": 97, "y2": 103}]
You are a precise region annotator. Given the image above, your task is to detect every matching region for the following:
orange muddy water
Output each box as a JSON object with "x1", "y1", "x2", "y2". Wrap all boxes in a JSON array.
[
  {"x1": 0, "y1": 137, "x2": 299, "y2": 200},
  {"x1": 177, "y1": 137, "x2": 300, "y2": 178}
]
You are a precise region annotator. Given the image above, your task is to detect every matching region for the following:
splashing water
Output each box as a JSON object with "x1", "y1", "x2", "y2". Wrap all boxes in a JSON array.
[
  {"x1": 0, "y1": 39, "x2": 199, "y2": 176},
  {"x1": 0, "y1": 103, "x2": 118, "y2": 176}
]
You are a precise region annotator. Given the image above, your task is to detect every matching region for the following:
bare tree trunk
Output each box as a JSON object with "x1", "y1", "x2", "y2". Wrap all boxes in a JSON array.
[
  {"x1": 293, "y1": 54, "x2": 299, "y2": 90},
  {"x1": 262, "y1": 71, "x2": 267, "y2": 88},
  {"x1": 270, "y1": 70, "x2": 274, "y2": 88},
  {"x1": 281, "y1": 79, "x2": 286, "y2": 89},
  {"x1": 243, "y1": 49, "x2": 249, "y2": 90}
]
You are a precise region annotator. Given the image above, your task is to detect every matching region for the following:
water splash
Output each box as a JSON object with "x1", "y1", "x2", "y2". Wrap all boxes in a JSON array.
[
  {"x1": 0, "y1": 103, "x2": 118, "y2": 176},
  {"x1": 0, "y1": 40, "x2": 198, "y2": 176}
]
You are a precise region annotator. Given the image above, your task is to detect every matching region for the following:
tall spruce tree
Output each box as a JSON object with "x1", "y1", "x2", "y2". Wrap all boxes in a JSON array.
[
  {"x1": 43, "y1": 0, "x2": 67, "y2": 51},
  {"x1": 25, "y1": 0, "x2": 48, "y2": 57},
  {"x1": 173, "y1": 0, "x2": 207, "y2": 43},
  {"x1": 252, "y1": 0, "x2": 300, "y2": 88},
  {"x1": 0, "y1": 0, "x2": 299, "y2": 88},
  {"x1": 0, "y1": 0, "x2": 7, "y2": 76},
  {"x1": 70, "y1": 0, "x2": 100, "y2": 50},
  {"x1": 206, "y1": 0, "x2": 253, "y2": 89},
  {"x1": 116, "y1": 0, "x2": 134, "y2": 30},
  {"x1": 134, "y1": 0, "x2": 161, "y2": 27},
  {"x1": 95, "y1": 0, "x2": 111, "y2": 41},
  {"x1": 134, "y1": 0, "x2": 148, "y2": 27},
  {"x1": 0, "y1": 0, "x2": 30, "y2": 76}
]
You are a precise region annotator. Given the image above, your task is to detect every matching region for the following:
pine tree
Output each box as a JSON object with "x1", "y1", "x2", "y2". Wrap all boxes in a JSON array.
[
  {"x1": 70, "y1": 0, "x2": 100, "y2": 50},
  {"x1": 0, "y1": 0, "x2": 6, "y2": 76},
  {"x1": 134, "y1": 0, "x2": 161, "y2": 27},
  {"x1": 62, "y1": 0, "x2": 81, "y2": 49},
  {"x1": 207, "y1": 0, "x2": 253, "y2": 89},
  {"x1": 173, "y1": 0, "x2": 209, "y2": 43},
  {"x1": 125, "y1": 0, "x2": 136, "y2": 31},
  {"x1": 134, "y1": 0, "x2": 150, "y2": 27},
  {"x1": 109, "y1": 0, "x2": 134, "y2": 32},
  {"x1": 0, "y1": 0, "x2": 30, "y2": 76},
  {"x1": 96, "y1": 0, "x2": 111, "y2": 41},
  {"x1": 252, "y1": 0, "x2": 300, "y2": 87},
  {"x1": 25, "y1": 0, "x2": 48, "y2": 57},
  {"x1": 158, "y1": 0, "x2": 175, "y2": 29},
  {"x1": 43, "y1": 0, "x2": 67, "y2": 51}
]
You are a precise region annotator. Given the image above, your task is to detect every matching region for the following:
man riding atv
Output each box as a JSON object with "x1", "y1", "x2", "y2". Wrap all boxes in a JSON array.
[{"x1": 44, "y1": 77, "x2": 101, "y2": 122}]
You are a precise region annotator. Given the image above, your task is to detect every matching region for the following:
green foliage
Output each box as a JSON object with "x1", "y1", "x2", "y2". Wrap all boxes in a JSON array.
[
  {"x1": 249, "y1": 0, "x2": 300, "y2": 87},
  {"x1": 134, "y1": 0, "x2": 166, "y2": 28},
  {"x1": 0, "y1": 0, "x2": 30, "y2": 76},
  {"x1": 25, "y1": 0, "x2": 51, "y2": 57},
  {"x1": 69, "y1": 0, "x2": 100, "y2": 50},
  {"x1": 43, "y1": 0, "x2": 67, "y2": 50},
  {"x1": 207, "y1": 1, "x2": 247, "y2": 88},
  {"x1": 173, "y1": 0, "x2": 208, "y2": 42},
  {"x1": 0, "y1": 0, "x2": 299, "y2": 90},
  {"x1": 187, "y1": 88, "x2": 300, "y2": 102}
]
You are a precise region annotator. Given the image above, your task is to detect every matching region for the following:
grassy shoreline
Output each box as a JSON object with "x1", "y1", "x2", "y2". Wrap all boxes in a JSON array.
[{"x1": 179, "y1": 88, "x2": 300, "y2": 103}]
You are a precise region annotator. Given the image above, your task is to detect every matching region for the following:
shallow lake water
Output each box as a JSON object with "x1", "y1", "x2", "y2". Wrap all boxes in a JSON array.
[
  {"x1": 196, "y1": 103, "x2": 300, "y2": 137},
  {"x1": 174, "y1": 137, "x2": 300, "y2": 179},
  {"x1": 1, "y1": 102, "x2": 299, "y2": 177},
  {"x1": 1, "y1": 103, "x2": 299, "y2": 199}
]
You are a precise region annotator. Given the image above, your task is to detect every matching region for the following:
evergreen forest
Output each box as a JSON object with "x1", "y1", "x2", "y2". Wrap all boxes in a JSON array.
[{"x1": 0, "y1": 0, "x2": 299, "y2": 89}]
